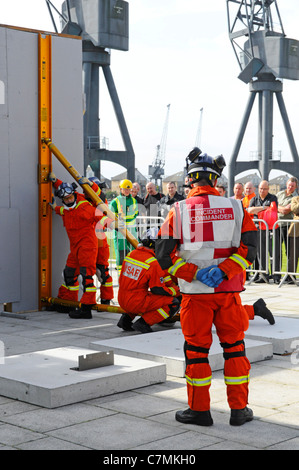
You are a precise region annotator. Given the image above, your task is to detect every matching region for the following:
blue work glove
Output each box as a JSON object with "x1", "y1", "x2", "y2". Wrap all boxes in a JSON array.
[
  {"x1": 48, "y1": 172, "x2": 57, "y2": 183},
  {"x1": 78, "y1": 176, "x2": 92, "y2": 186},
  {"x1": 49, "y1": 196, "x2": 57, "y2": 210},
  {"x1": 196, "y1": 266, "x2": 225, "y2": 288},
  {"x1": 196, "y1": 266, "x2": 214, "y2": 282}
]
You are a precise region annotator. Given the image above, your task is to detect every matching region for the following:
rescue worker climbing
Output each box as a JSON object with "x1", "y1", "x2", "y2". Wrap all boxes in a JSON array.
[
  {"x1": 48, "y1": 173, "x2": 114, "y2": 319},
  {"x1": 117, "y1": 228, "x2": 181, "y2": 333},
  {"x1": 110, "y1": 179, "x2": 139, "y2": 274},
  {"x1": 155, "y1": 148, "x2": 258, "y2": 427},
  {"x1": 85, "y1": 176, "x2": 114, "y2": 305}
]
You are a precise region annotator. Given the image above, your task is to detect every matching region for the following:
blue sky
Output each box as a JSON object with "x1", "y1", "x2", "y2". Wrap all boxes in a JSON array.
[{"x1": 2, "y1": 0, "x2": 299, "y2": 181}]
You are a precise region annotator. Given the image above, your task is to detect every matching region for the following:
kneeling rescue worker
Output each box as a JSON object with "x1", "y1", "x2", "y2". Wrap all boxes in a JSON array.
[
  {"x1": 155, "y1": 148, "x2": 258, "y2": 426},
  {"x1": 117, "y1": 228, "x2": 181, "y2": 333}
]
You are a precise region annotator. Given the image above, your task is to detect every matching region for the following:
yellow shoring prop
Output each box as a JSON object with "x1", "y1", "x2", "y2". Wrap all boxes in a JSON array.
[
  {"x1": 43, "y1": 297, "x2": 126, "y2": 313},
  {"x1": 41, "y1": 138, "x2": 139, "y2": 249},
  {"x1": 43, "y1": 296, "x2": 180, "y2": 321}
]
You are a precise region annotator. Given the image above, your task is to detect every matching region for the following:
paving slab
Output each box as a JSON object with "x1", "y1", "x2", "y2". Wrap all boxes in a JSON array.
[
  {"x1": 0, "y1": 347, "x2": 166, "y2": 408},
  {"x1": 244, "y1": 316, "x2": 299, "y2": 354},
  {"x1": 90, "y1": 329, "x2": 273, "y2": 377}
]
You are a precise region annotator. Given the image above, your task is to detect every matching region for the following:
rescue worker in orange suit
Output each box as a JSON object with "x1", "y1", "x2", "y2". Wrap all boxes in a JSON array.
[
  {"x1": 48, "y1": 174, "x2": 114, "y2": 319},
  {"x1": 216, "y1": 182, "x2": 274, "y2": 324},
  {"x1": 155, "y1": 148, "x2": 258, "y2": 427},
  {"x1": 86, "y1": 176, "x2": 114, "y2": 305},
  {"x1": 117, "y1": 228, "x2": 180, "y2": 334}
]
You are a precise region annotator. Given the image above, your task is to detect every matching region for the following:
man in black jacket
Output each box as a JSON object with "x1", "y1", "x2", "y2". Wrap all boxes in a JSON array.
[
  {"x1": 143, "y1": 182, "x2": 165, "y2": 219},
  {"x1": 158, "y1": 181, "x2": 184, "y2": 219}
]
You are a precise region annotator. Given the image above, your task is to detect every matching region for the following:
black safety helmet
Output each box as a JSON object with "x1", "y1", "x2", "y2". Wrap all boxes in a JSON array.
[
  {"x1": 139, "y1": 227, "x2": 158, "y2": 249},
  {"x1": 186, "y1": 148, "x2": 226, "y2": 187}
]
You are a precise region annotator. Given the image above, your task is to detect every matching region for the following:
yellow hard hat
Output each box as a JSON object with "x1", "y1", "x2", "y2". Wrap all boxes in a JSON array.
[{"x1": 119, "y1": 179, "x2": 133, "y2": 189}]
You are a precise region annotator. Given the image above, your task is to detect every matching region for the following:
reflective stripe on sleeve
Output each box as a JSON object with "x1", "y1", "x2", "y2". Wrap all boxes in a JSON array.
[
  {"x1": 228, "y1": 253, "x2": 250, "y2": 270},
  {"x1": 168, "y1": 258, "x2": 186, "y2": 276}
]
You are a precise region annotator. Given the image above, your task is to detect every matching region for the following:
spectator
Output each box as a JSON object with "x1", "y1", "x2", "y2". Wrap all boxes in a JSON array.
[
  {"x1": 242, "y1": 182, "x2": 256, "y2": 215},
  {"x1": 288, "y1": 196, "x2": 299, "y2": 280},
  {"x1": 230, "y1": 182, "x2": 244, "y2": 200},
  {"x1": 215, "y1": 184, "x2": 226, "y2": 197},
  {"x1": 131, "y1": 181, "x2": 145, "y2": 220},
  {"x1": 131, "y1": 182, "x2": 143, "y2": 205},
  {"x1": 143, "y1": 182, "x2": 165, "y2": 222},
  {"x1": 277, "y1": 177, "x2": 298, "y2": 282},
  {"x1": 158, "y1": 181, "x2": 184, "y2": 219},
  {"x1": 184, "y1": 176, "x2": 191, "y2": 198},
  {"x1": 248, "y1": 180, "x2": 279, "y2": 283}
]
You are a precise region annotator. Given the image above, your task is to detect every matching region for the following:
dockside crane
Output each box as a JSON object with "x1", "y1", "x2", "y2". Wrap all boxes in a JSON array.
[
  {"x1": 148, "y1": 104, "x2": 171, "y2": 190},
  {"x1": 195, "y1": 107, "x2": 203, "y2": 148}
]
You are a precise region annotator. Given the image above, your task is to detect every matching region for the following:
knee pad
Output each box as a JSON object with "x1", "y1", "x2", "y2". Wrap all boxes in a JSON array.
[
  {"x1": 220, "y1": 340, "x2": 245, "y2": 360},
  {"x1": 79, "y1": 267, "x2": 94, "y2": 291},
  {"x1": 184, "y1": 341, "x2": 210, "y2": 366},
  {"x1": 168, "y1": 297, "x2": 180, "y2": 318},
  {"x1": 63, "y1": 266, "x2": 77, "y2": 286}
]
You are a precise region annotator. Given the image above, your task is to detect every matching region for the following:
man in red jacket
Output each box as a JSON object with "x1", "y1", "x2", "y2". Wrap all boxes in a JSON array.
[
  {"x1": 155, "y1": 148, "x2": 258, "y2": 427},
  {"x1": 117, "y1": 228, "x2": 180, "y2": 333},
  {"x1": 49, "y1": 174, "x2": 113, "y2": 319}
]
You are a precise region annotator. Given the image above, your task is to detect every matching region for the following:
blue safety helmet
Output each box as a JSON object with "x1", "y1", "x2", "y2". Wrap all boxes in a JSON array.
[
  {"x1": 55, "y1": 182, "x2": 78, "y2": 199},
  {"x1": 89, "y1": 176, "x2": 108, "y2": 189}
]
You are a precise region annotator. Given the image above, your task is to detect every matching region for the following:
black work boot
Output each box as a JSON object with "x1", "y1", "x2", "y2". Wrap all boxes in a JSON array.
[
  {"x1": 117, "y1": 313, "x2": 134, "y2": 331},
  {"x1": 132, "y1": 317, "x2": 153, "y2": 334},
  {"x1": 69, "y1": 304, "x2": 92, "y2": 319},
  {"x1": 175, "y1": 408, "x2": 213, "y2": 426},
  {"x1": 230, "y1": 406, "x2": 253, "y2": 426},
  {"x1": 159, "y1": 299, "x2": 180, "y2": 327},
  {"x1": 55, "y1": 305, "x2": 72, "y2": 313},
  {"x1": 101, "y1": 299, "x2": 111, "y2": 305},
  {"x1": 253, "y1": 298, "x2": 275, "y2": 325}
]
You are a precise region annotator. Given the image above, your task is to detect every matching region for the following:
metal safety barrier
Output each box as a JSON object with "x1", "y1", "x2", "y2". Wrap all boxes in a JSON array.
[
  {"x1": 246, "y1": 219, "x2": 270, "y2": 283},
  {"x1": 272, "y1": 219, "x2": 299, "y2": 286},
  {"x1": 247, "y1": 218, "x2": 299, "y2": 287},
  {"x1": 94, "y1": 214, "x2": 299, "y2": 301}
]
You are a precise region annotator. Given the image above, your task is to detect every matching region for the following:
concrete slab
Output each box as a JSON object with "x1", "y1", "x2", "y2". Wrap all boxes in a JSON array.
[
  {"x1": 0, "y1": 347, "x2": 166, "y2": 408},
  {"x1": 90, "y1": 329, "x2": 273, "y2": 377},
  {"x1": 244, "y1": 316, "x2": 299, "y2": 355}
]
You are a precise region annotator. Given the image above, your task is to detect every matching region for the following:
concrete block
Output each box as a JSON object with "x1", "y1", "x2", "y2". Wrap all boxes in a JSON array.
[
  {"x1": 0, "y1": 347, "x2": 166, "y2": 408},
  {"x1": 90, "y1": 329, "x2": 273, "y2": 377},
  {"x1": 244, "y1": 316, "x2": 299, "y2": 355}
]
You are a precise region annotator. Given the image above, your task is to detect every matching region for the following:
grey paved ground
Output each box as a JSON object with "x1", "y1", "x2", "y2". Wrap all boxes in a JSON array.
[{"x1": 0, "y1": 282, "x2": 299, "y2": 452}]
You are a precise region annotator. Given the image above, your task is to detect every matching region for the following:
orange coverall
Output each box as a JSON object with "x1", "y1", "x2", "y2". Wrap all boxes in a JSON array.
[
  {"x1": 54, "y1": 179, "x2": 114, "y2": 304},
  {"x1": 118, "y1": 245, "x2": 180, "y2": 326},
  {"x1": 53, "y1": 180, "x2": 112, "y2": 305},
  {"x1": 87, "y1": 183, "x2": 114, "y2": 302},
  {"x1": 156, "y1": 185, "x2": 258, "y2": 412}
]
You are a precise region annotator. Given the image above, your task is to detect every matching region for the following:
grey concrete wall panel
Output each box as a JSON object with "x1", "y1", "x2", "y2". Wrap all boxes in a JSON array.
[
  {"x1": 0, "y1": 28, "x2": 10, "y2": 209},
  {"x1": 51, "y1": 34, "x2": 84, "y2": 300},
  {"x1": 0, "y1": 26, "x2": 83, "y2": 312},
  {"x1": 0, "y1": 208, "x2": 21, "y2": 303}
]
